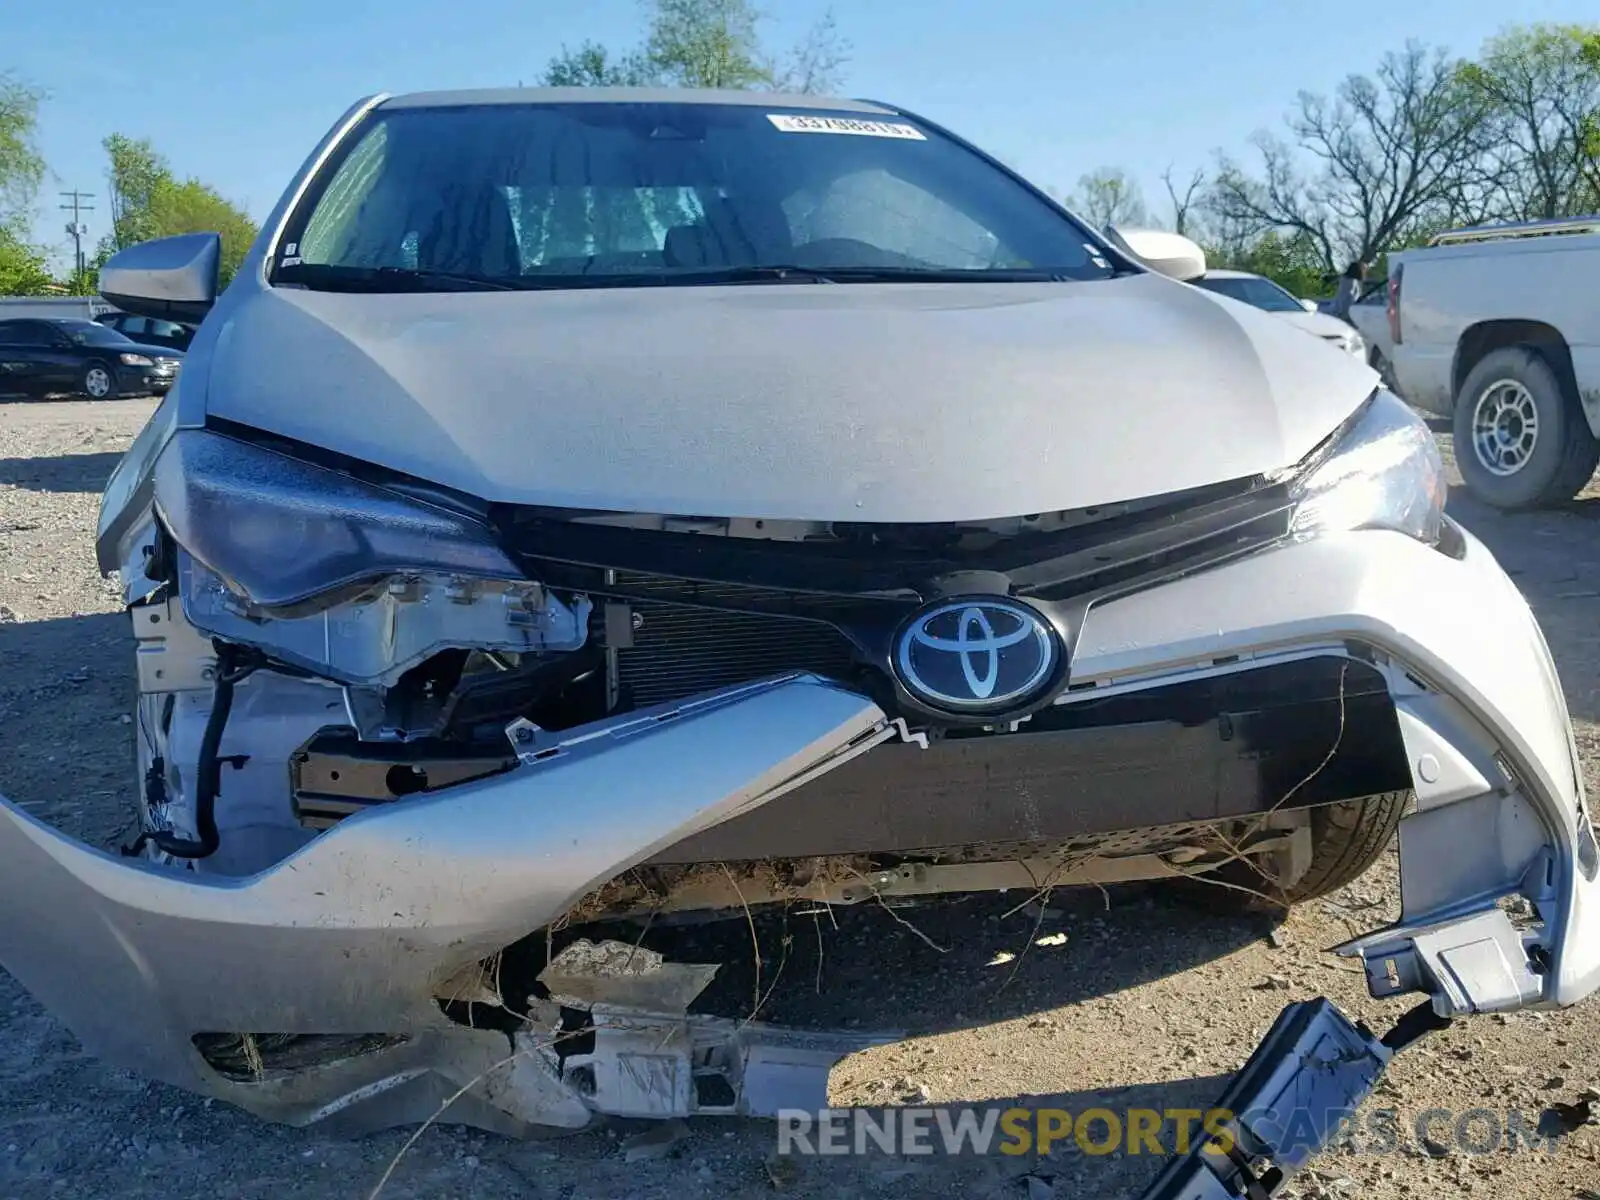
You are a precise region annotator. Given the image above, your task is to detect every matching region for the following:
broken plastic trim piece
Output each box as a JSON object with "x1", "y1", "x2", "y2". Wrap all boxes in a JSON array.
[
  {"x1": 1337, "y1": 907, "x2": 1547, "y2": 1016},
  {"x1": 1137, "y1": 998, "x2": 1449, "y2": 1200},
  {"x1": 529, "y1": 940, "x2": 898, "y2": 1122}
]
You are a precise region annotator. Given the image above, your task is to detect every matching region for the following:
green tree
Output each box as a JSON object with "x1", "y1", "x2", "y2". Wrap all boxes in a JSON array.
[
  {"x1": 540, "y1": 39, "x2": 656, "y2": 87},
  {"x1": 1458, "y1": 24, "x2": 1600, "y2": 219},
  {"x1": 1207, "y1": 230, "x2": 1330, "y2": 300},
  {"x1": 58, "y1": 263, "x2": 99, "y2": 296},
  {"x1": 0, "y1": 225, "x2": 51, "y2": 295},
  {"x1": 102, "y1": 134, "x2": 170, "y2": 253},
  {"x1": 645, "y1": 0, "x2": 771, "y2": 88},
  {"x1": 1568, "y1": 29, "x2": 1593, "y2": 209},
  {"x1": 540, "y1": 0, "x2": 848, "y2": 93},
  {"x1": 0, "y1": 72, "x2": 45, "y2": 232},
  {"x1": 1067, "y1": 166, "x2": 1148, "y2": 229},
  {"x1": 99, "y1": 134, "x2": 259, "y2": 287}
]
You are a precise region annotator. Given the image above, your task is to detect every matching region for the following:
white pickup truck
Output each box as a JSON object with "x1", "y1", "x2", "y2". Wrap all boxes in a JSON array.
[{"x1": 1385, "y1": 215, "x2": 1600, "y2": 509}]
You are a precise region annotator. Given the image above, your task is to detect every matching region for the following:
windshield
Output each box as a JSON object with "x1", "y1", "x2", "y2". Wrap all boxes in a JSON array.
[
  {"x1": 57, "y1": 320, "x2": 135, "y2": 347},
  {"x1": 275, "y1": 102, "x2": 1112, "y2": 290},
  {"x1": 1194, "y1": 274, "x2": 1304, "y2": 313}
]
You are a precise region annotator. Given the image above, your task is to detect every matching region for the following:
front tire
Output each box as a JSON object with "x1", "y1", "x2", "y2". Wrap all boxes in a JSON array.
[
  {"x1": 1452, "y1": 347, "x2": 1599, "y2": 509},
  {"x1": 81, "y1": 361, "x2": 116, "y2": 400},
  {"x1": 1176, "y1": 790, "x2": 1408, "y2": 916}
]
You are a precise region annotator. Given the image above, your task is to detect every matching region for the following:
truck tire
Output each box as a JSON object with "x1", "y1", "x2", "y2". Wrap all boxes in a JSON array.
[
  {"x1": 1453, "y1": 347, "x2": 1600, "y2": 509},
  {"x1": 1175, "y1": 790, "x2": 1408, "y2": 916}
]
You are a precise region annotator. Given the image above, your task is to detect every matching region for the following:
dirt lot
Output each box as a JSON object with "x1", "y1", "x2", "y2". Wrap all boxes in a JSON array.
[{"x1": 2, "y1": 397, "x2": 1599, "y2": 1200}]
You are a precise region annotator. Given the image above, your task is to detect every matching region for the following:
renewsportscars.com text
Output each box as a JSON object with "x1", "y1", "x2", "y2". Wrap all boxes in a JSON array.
[{"x1": 776, "y1": 1105, "x2": 1567, "y2": 1159}]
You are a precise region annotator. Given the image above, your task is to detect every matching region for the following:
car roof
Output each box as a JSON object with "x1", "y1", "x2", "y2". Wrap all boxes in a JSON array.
[
  {"x1": 1200, "y1": 269, "x2": 1260, "y2": 281},
  {"x1": 379, "y1": 87, "x2": 897, "y2": 113}
]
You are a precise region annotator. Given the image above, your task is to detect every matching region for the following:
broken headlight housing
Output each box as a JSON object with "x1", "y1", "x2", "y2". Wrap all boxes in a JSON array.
[
  {"x1": 97, "y1": 387, "x2": 182, "y2": 566},
  {"x1": 152, "y1": 429, "x2": 591, "y2": 685},
  {"x1": 153, "y1": 428, "x2": 520, "y2": 610},
  {"x1": 1288, "y1": 389, "x2": 1445, "y2": 545}
]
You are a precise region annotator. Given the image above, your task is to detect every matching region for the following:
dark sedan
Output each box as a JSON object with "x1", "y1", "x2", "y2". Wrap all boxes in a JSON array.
[
  {"x1": 95, "y1": 311, "x2": 197, "y2": 352},
  {"x1": 0, "y1": 317, "x2": 183, "y2": 400}
]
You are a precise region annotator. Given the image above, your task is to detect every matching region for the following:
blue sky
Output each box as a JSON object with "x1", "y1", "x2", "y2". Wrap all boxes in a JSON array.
[{"x1": 9, "y1": 0, "x2": 1597, "y2": 266}]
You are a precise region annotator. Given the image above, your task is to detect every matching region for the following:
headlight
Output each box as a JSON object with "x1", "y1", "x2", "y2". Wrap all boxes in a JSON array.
[
  {"x1": 119, "y1": 353, "x2": 153, "y2": 366},
  {"x1": 1344, "y1": 330, "x2": 1366, "y2": 358},
  {"x1": 152, "y1": 428, "x2": 520, "y2": 610},
  {"x1": 1289, "y1": 389, "x2": 1445, "y2": 544}
]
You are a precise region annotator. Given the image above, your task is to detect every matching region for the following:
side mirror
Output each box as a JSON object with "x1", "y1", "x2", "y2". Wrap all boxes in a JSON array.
[
  {"x1": 99, "y1": 232, "x2": 221, "y2": 325},
  {"x1": 1299, "y1": 298, "x2": 1318, "y2": 313},
  {"x1": 1102, "y1": 225, "x2": 1207, "y2": 282}
]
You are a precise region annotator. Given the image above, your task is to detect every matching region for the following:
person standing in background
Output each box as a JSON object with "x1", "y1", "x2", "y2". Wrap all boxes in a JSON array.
[{"x1": 1331, "y1": 259, "x2": 1368, "y2": 322}]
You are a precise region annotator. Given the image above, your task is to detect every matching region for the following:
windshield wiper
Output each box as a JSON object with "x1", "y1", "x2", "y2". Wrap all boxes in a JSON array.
[
  {"x1": 800, "y1": 265, "x2": 1082, "y2": 283},
  {"x1": 567, "y1": 265, "x2": 1089, "y2": 288},
  {"x1": 274, "y1": 262, "x2": 1098, "y2": 293},
  {"x1": 535, "y1": 265, "x2": 840, "y2": 287},
  {"x1": 675, "y1": 265, "x2": 1089, "y2": 285},
  {"x1": 273, "y1": 263, "x2": 532, "y2": 293}
]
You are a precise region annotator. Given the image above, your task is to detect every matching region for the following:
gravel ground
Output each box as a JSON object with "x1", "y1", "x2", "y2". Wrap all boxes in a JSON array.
[{"x1": 2, "y1": 397, "x2": 1600, "y2": 1200}]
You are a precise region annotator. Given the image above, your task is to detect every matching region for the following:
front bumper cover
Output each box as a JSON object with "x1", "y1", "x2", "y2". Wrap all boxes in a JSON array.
[{"x1": 0, "y1": 525, "x2": 1595, "y2": 1152}]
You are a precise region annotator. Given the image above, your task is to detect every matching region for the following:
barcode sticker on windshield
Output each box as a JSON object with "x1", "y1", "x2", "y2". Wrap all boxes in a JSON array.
[{"x1": 767, "y1": 114, "x2": 926, "y2": 140}]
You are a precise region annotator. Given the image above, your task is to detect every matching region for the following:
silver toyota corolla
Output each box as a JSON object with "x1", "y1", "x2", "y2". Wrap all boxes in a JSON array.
[{"x1": 1, "y1": 89, "x2": 1595, "y2": 1184}]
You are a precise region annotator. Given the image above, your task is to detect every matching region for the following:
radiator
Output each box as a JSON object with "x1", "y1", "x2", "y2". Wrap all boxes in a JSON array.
[{"x1": 615, "y1": 599, "x2": 859, "y2": 708}]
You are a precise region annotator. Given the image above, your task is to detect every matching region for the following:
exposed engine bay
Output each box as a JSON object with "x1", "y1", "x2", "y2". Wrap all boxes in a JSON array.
[{"x1": 121, "y1": 419, "x2": 1394, "y2": 903}]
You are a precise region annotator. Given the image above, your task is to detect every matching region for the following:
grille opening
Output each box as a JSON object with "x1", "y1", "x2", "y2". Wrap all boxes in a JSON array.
[{"x1": 618, "y1": 599, "x2": 861, "y2": 708}]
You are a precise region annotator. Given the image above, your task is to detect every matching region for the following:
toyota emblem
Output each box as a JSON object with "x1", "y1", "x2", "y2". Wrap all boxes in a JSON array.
[{"x1": 893, "y1": 598, "x2": 1059, "y2": 713}]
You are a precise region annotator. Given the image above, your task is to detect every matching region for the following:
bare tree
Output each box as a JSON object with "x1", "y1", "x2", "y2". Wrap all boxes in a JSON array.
[
  {"x1": 1208, "y1": 43, "x2": 1494, "y2": 268},
  {"x1": 770, "y1": 9, "x2": 851, "y2": 94},
  {"x1": 1208, "y1": 134, "x2": 1335, "y2": 269},
  {"x1": 1068, "y1": 166, "x2": 1148, "y2": 229},
  {"x1": 1160, "y1": 164, "x2": 1205, "y2": 237}
]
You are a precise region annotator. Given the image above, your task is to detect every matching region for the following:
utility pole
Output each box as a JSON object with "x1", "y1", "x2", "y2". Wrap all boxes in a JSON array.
[{"x1": 59, "y1": 190, "x2": 96, "y2": 280}]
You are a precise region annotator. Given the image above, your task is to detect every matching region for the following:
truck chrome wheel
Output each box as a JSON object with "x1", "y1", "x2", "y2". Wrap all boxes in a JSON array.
[{"x1": 1471, "y1": 378, "x2": 1538, "y2": 476}]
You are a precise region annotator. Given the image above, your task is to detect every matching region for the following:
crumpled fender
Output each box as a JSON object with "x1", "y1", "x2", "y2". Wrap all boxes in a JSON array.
[{"x1": 0, "y1": 675, "x2": 889, "y2": 1102}]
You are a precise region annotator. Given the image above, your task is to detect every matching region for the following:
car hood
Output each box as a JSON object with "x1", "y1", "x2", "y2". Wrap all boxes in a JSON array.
[
  {"x1": 1272, "y1": 308, "x2": 1357, "y2": 342},
  {"x1": 199, "y1": 273, "x2": 1375, "y2": 523}
]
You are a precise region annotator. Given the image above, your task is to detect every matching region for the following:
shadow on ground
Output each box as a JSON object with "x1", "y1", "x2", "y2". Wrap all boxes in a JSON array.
[
  {"x1": 0, "y1": 612, "x2": 136, "y2": 846},
  {"x1": 0, "y1": 451, "x2": 127, "y2": 494},
  {"x1": 657, "y1": 885, "x2": 1271, "y2": 1036},
  {"x1": 645, "y1": 1073, "x2": 1237, "y2": 1198}
]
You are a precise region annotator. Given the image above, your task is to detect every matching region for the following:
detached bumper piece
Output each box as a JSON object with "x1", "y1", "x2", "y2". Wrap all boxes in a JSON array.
[
  {"x1": 1139, "y1": 999, "x2": 1449, "y2": 1200},
  {"x1": 525, "y1": 939, "x2": 897, "y2": 1124}
]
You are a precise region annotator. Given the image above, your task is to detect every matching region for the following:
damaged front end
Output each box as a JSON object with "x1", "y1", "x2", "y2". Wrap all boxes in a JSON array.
[{"x1": 1, "y1": 388, "x2": 1597, "y2": 1187}]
